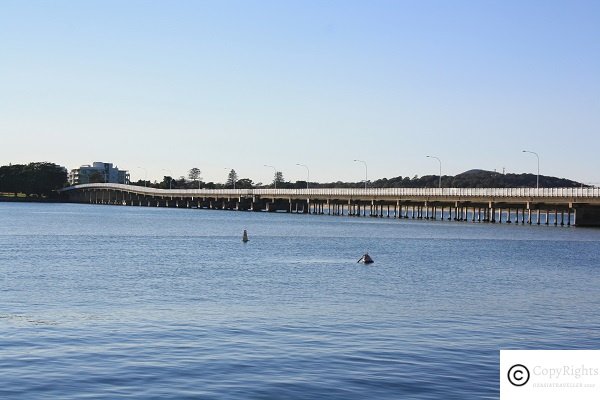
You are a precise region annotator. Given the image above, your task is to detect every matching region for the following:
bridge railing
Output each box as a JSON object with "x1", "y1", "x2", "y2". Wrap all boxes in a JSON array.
[{"x1": 61, "y1": 184, "x2": 600, "y2": 199}]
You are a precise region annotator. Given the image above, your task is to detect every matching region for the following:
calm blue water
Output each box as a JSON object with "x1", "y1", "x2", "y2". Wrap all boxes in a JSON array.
[{"x1": 1, "y1": 202, "x2": 600, "y2": 399}]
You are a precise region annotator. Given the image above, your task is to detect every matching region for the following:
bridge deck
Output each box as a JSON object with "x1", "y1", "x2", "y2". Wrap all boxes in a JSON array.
[
  {"x1": 60, "y1": 183, "x2": 600, "y2": 203},
  {"x1": 59, "y1": 184, "x2": 600, "y2": 226}
]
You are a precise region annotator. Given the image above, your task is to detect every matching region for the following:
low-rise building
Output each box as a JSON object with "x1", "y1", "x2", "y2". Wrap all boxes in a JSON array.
[{"x1": 68, "y1": 162, "x2": 130, "y2": 185}]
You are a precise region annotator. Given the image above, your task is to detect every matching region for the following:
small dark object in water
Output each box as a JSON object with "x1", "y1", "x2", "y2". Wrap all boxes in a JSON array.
[
  {"x1": 242, "y1": 229, "x2": 249, "y2": 243},
  {"x1": 358, "y1": 253, "x2": 374, "y2": 264}
]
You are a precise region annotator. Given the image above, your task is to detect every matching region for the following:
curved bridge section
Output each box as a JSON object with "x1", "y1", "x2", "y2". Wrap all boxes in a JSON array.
[{"x1": 60, "y1": 184, "x2": 600, "y2": 227}]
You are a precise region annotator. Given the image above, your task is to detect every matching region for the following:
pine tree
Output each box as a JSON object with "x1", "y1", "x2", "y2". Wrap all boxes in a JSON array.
[{"x1": 226, "y1": 169, "x2": 238, "y2": 189}]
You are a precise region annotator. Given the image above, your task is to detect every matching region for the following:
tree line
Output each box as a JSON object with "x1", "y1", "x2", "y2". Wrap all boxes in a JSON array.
[
  {"x1": 130, "y1": 167, "x2": 585, "y2": 190},
  {"x1": 130, "y1": 168, "x2": 255, "y2": 190},
  {"x1": 0, "y1": 162, "x2": 67, "y2": 197},
  {"x1": 366, "y1": 169, "x2": 584, "y2": 189},
  {"x1": 0, "y1": 162, "x2": 586, "y2": 197}
]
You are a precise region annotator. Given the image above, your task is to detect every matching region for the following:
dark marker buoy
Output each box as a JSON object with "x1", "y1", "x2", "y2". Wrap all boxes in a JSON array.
[
  {"x1": 358, "y1": 253, "x2": 374, "y2": 264},
  {"x1": 242, "y1": 229, "x2": 249, "y2": 243}
]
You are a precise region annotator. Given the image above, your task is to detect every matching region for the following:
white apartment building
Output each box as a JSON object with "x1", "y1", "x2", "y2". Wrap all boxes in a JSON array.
[{"x1": 68, "y1": 162, "x2": 130, "y2": 185}]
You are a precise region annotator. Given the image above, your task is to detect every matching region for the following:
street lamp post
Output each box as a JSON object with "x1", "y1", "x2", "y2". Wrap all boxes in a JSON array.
[
  {"x1": 264, "y1": 165, "x2": 277, "y2": 189},
  {"x1": 426, "y1": 155, "x2": 442, "y2": 189},
  {"x1": 296, "y1": 163, "x2": 309, "y2": 189},
  {"x1": 161, "y1": 168, "x2": 173, "y2": 190},
  {"x1": 522, "y1": 150, "x2": 540, "y2": 189},
  {"x1": 136, "y1": 166, "x2": 147, "y2": 187},
  {"x1": 353, "y1": 159, "x2": 368, "y2": 190}
]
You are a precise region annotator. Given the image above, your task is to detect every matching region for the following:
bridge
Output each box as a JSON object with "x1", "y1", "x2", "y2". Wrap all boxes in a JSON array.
[{"x1": 59, "y1": 183, "x2": 600, "y2": 227}]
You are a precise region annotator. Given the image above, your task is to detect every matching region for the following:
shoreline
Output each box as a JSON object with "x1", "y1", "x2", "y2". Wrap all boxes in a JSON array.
[{"x1": 0, "y1": 196, "x2": 61, "y2": 203}]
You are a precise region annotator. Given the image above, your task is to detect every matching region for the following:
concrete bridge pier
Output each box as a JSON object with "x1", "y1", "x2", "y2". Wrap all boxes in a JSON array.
[{"x1": 518, "y1": 208, "x2": 524, "y2": 224}]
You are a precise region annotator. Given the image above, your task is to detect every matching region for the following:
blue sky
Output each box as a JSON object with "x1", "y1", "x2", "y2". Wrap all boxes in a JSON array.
[{"x1": 1, "y1": 1, "x2": 599, "y2": 184}]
